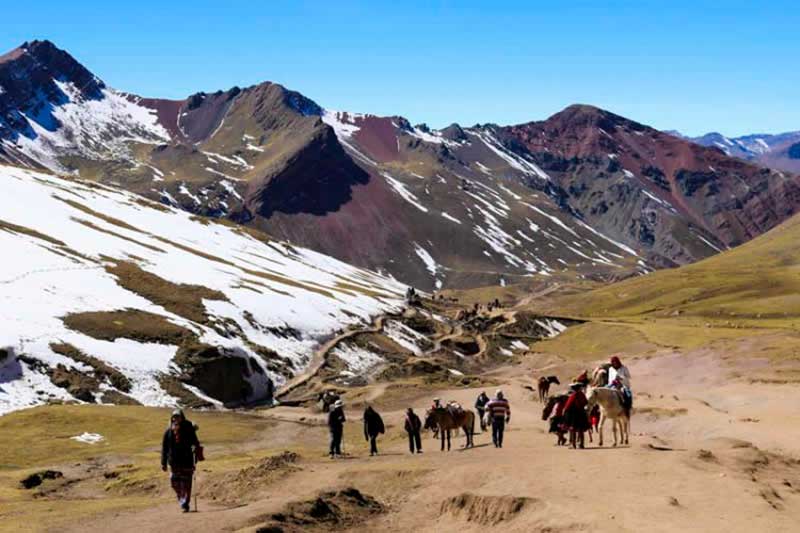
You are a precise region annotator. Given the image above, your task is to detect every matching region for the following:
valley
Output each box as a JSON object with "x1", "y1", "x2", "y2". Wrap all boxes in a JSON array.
[{"x1": 1, "y1": 27, "x2": 800, "y2": 533}]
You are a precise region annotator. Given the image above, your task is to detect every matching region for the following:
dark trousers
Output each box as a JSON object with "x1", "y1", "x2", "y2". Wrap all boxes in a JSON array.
[
  {"x1": 477, "y1": 408, "x2": 486, "y2": 430},
  {"x1": 329, "y1": 427, "x2": 343, "y2": 456},
  {"x1": 407, "y1": 430, "x2": 422, "y2": 453},
  {"x1": 169, "y1": 468, "x2": 193, "y2": 509},
  {"x1": 368, "y1": 434, "x2": 378, "y2": 455},
  {"x1": 492, "y1": 417, "x2": 505, "y2": 447}
]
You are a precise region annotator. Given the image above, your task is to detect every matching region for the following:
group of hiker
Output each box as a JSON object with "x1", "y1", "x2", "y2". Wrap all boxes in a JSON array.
[
  {"x1": 326, "y1": 400, "x2": 424, "y2": 457},
  {"x1": 158, "y1": 357, "x2": 632, "y2": 513}
]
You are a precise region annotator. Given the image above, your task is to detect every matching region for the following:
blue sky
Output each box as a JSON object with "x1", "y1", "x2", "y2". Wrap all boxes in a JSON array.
[{"x1": 3, "y1": 1, "x2": 797, "y2": 136}]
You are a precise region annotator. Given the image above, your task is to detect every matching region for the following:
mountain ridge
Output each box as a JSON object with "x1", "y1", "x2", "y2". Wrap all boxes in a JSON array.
[{"x1": 2, "y1": 39, "x2": 799, "y2": 290}]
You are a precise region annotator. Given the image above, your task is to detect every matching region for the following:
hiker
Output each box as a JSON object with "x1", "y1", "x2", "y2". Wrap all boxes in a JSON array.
[
  {"x1": 486, "y1": 389, "x2": 511, "y2": 448},
  {"x1": 552, "y1": 395, "x2": 569, "y2": 446},
  {"x1": 474, "y1": 391, "x2": 490, "y2": 431},
  {"x1": 363, "y1": 406, "x2": 385, "y2": 456},
  {"x1": 328, "y1": 399, "x2": 346, "y2": 458},
  {"x1": 431, "y1": 397, "x2": 442, "y2": 410},
  {"x1": 608, "y1": 356, "x2": 633, "y2": 415},
  {"x1": 161, "y1": 408, "x2": 203, "y2": 513},
  {"x1": 563, "y1": 383, "x2": 590, "y2": 449},
  {"x1": 404, "y1": 408, "x2": 423, "y2": 454},
  {"x1": 543, "y1": 394, "x2": 568, "y2": 446}
]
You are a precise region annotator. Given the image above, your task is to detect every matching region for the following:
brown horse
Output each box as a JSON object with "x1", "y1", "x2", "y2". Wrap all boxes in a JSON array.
[
  {"x1": 537, "y1": 375, "x2": 560, "y2": 402},
  {"x1": 424, "y1": 407, "x2": 475, "y2": 451}
]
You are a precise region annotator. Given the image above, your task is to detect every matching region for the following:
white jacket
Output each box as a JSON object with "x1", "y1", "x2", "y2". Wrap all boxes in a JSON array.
[{"x1": 609, "y1": 365, "x2": 631, "y2": 389}]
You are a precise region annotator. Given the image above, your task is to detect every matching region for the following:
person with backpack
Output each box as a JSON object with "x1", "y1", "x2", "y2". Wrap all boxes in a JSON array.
[
  {"x1": 363, "y1": 405, "x2": 385, "y2": 456},
  {"x1": 328, "y1": 399, "x2": 346, "y2": 458},
  {"x1": 474, "y1": 391, "x2": 490, "y2": 432},
  {"x1": 485, "y1": 390, "x2": 511, "y2": 448},
  {"x1": 161, "y1": 408, "x2": 203, "y2": 513},
  {"x1": 404, "y1": 407, "x2": 423, "y2": 454}
]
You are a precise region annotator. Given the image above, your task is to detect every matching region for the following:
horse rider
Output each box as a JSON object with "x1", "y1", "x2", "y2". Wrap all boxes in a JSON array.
[
  {"x1": 475, "y1": 391, "x2": 490, "y2": 431},
  {"x1": 485, "y1": 389, "x2": 511, "y2": 448},
  {"x1": 608, "y1": 356, "x2": 631, "y2": 389},
  {"x1": 607, "y1": 356, "x2": 633, "y2": 415},
  {"x1": 431, "y1": 397, "x2": 443, "y2": 410}
]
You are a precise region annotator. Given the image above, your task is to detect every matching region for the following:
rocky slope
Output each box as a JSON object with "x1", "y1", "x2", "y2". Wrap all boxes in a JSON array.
[
  {"x1": 503, "y1": 105, "x2": 800, "y2": 268},
  {"x1": 2, "y1": 40, "x2": 799, "y2": 289},
  {"x1": 0, "y1": 164, "x2": 405, "y2": 414}
]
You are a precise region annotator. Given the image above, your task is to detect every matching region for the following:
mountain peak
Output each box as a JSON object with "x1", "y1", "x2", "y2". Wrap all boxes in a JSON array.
[{"x1": 0, "y1": 38, "x2": 105, "y2": 104}]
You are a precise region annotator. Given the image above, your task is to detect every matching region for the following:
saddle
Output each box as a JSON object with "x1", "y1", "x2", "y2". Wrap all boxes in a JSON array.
[{"x1": 447, "y1": 402, "x2": 464, "y2": 416}]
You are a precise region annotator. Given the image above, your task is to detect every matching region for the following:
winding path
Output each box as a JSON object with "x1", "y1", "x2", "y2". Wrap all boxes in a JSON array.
[{"x1": 275, "y1": 315, "x2": 387, "y2": 400}]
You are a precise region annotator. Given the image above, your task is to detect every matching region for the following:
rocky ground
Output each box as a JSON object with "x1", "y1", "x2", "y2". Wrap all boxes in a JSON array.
[{"x1": 2, "y1": 295, "x2": 800, "y2": 532}]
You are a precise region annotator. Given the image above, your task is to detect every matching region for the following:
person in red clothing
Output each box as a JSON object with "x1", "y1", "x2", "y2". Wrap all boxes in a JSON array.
[{"x1": 563, "y1": 383, "x2": 590, "y2": 449}]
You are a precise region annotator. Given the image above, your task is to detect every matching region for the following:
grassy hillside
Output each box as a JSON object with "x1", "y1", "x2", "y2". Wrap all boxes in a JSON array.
[{"x1": 547, "y1": 213, "x2": 800, "y2": 325}]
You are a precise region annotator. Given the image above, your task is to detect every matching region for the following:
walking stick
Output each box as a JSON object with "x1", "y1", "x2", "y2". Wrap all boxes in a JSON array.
[{"x1": 193, "y1": 452, "x2": 198, "y2": 512}]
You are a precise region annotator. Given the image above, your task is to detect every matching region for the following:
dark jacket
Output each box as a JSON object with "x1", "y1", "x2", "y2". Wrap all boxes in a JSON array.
[
  {"x1": 328, "y1": 407, "x2": 346, "y2": 431},
  {"x1": 475, "y1": 394, "x2": 490, "y2": 410},
  {"x1": 363, "y1": 407, "x2": 385, "y2": 438},
  {"x1": 161, "y1": 419, "x2": 199, "y2": 470},
  {"x1": 404, "y1": 411, "x2": 422, "y2": 433}
]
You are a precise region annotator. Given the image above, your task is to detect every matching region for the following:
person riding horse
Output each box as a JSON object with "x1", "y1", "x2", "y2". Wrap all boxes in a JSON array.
[{"x1": 607, "y1": 356, "x2": 633, "y2": 415}]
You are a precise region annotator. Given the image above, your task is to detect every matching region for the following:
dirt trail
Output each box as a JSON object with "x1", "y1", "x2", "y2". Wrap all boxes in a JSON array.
[
  {"x1": 276, "y1": 316, "x2": 387, "y2": 400},
  {"x1": 61, "y1": 349, "x2": 800, "y2": 533},
  {"x1": 513, "y1": 283, "x2": 561, "y2": 309}
]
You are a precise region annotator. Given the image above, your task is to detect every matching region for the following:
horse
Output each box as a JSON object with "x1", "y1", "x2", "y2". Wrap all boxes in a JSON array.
[
  {"x1": 542, "y1": 393, "x2": 568, "y2": 446},
  {"x1": 537, "y1": 375, "x2": 560, "y2": 402},
  {"x1": 424, "y1": 407, "x2": 475, "y2": 451},
  {"x1": 586, "y1": 387, "x2": 630, "y2": 446},
  {"x1": 591, "y1": 366, "x2": 609, "y2": 387}
]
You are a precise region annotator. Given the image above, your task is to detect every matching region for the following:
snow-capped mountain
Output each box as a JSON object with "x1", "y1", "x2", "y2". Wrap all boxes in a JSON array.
[
  {"x1": 0, "y1": 164, "x2": 405, "y2": 415},
  {"x1": 2, "y1": 40, "x2": 800, "y2": 290},
  {"x1": 679, "y1": 130, "x2": 800, "y2": 175}
]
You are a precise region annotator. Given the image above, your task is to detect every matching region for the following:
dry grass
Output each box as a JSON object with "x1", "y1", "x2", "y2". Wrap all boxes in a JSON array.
[
  {"x1": 106, "y1": 260, "x2": 227, "y2": 324},
  {"x1": 53, "y1": 195, "x2": 147, "y2": 234},
  {"x1": 62, "y1": 309, "x2": 194, "y2": 344},
  {"x1": 0, "y1": 218, "x2": 66, "y2": 246},
  {"x1": 50, "y1": 342, "x2": 132, "y2": 392},
  {"x1": 72, "y1": 217, "x2": 166, "y2": 253}
]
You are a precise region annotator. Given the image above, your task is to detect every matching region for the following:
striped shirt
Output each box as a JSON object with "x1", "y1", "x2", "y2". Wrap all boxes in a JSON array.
[{"x1": 485, "y1": 398, "x2": 510, "y2": 418}]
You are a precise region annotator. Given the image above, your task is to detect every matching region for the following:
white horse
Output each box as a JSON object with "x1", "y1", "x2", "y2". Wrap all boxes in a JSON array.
[{"x1": 586, "y1": 387, "x2": 629, "y2": 446}]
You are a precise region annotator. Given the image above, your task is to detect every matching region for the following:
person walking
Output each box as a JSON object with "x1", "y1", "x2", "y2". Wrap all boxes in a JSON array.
[
  {"x1": 475, "y1": 391, "x2": 490, "y2": 432},
  {"x1": 485, "y1": 390, "x2": 511, "y2": 448},
  {"x1": 161, "y1": 409, "x2": 202, "y2": 513},
  {"x1": 564, "y1": 383, "x2": 590, "y2": 449},
  {"x1": 404, "y1": 407, "x2": 423, "y2": 454},
  {"x1": 328, "y1": 399, "x2": 346, "y2": 458},
  {"x1": 363, "y1": 405, "x2": 385, "y2": 456}
]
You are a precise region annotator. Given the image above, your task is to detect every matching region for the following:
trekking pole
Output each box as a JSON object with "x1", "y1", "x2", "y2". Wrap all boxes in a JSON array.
[{"x1": 193, "y1": 453, "x2": 198, "y2": 513}]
